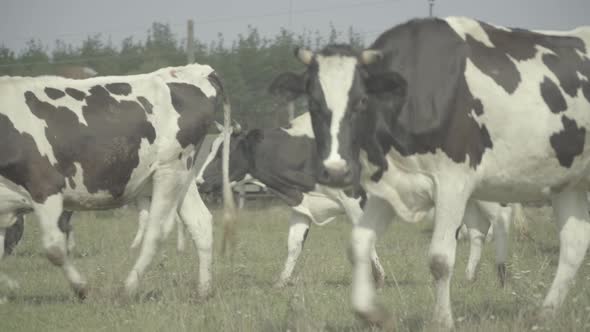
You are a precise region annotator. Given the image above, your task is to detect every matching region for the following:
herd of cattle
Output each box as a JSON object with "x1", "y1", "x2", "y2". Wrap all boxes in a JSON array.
[{"x1": 1, "y1": 16, "x2": 589, "y2": 329}]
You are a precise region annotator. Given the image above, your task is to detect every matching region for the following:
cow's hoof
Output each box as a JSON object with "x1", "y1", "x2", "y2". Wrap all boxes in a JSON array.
[
  {"x1": 5, "y1": 278, "x2": 20, "y2": 291},
  {"x1": 198, "y1": 286, "x2": 214, "y2": 300},
  {"x1": 73, "y1": 283, "x2": 89, "y2": 300},
  {"x1": 274, "y1": 279, "x2": 294, "y2": 289},
  {"x1": 355, "y1": 304, "x2": 395, "y2": 331},
  {"x1": 374, "y1": 274, "x2": 386, "y2": 290}
]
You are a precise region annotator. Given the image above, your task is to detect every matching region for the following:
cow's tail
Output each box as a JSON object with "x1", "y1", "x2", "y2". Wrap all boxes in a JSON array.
[{"x1": 210, "y1": 72, "x2": 238, "y2": 257}]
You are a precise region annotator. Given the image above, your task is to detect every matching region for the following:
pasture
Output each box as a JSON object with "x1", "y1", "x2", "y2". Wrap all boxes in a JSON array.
[{"x1": 0, "y1": 201, "x2": 589, "y2": 332}]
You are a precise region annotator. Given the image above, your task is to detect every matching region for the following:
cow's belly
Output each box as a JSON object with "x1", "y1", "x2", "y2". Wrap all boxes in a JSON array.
[
  {"x1": 360, "y1": 152, "x2": 435, "y2": 224},
  {"x1": 292, "y1": 192, "x2": 344, "y2": 225},
  {"x1": 474, "y1": 137, "x2": 590, "y2": 203}
]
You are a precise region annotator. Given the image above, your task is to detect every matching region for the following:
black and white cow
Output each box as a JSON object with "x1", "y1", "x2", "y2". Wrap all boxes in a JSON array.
[
  {"x1": 198, "y1": 113, "x2": 515, "y2": 288},
  {"x1": 0, "y1": 63, "x2": 234, "y2": 299},
  {"x1": 270, "y1": 17, "x2": 590, "y2": 329}
]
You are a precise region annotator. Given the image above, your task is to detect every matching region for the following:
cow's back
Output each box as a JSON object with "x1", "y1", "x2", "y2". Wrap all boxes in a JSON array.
[{"x1": 0, "y1": 67, "x2": 217, "y2": 210}]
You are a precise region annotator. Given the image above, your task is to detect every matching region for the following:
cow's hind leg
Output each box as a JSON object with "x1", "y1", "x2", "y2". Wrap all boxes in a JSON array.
[
  {"x1": 130, "y1": 197, "x2": 150, "y2": 249},
  {"x1": 491, "y1": 205, "x2": 511, "y2": 287},
  {"x1": 175, "y1": 214, "x2": 186, "y2": 253},
  {"x1": 57, "y1": 211, "x2": 75, "y2": 253},
  {"x1": 542, "y1": 191, "x2": 590, "y2": 314},
  {"x1": 178, "y1": 185, "x2": 212, "y2": 297},
  {"x1": 463, "y1": 202, "x2": 490, "y2": 282},
  {"x1": 34, "y1": 195, "x2": 87, "y2": 299},
  {"x1": 275, "y1": 211, "x2": 311, "y2": 288},
  {"x1": 124, "y1": 173, "x2": 183, "y2": 296}
]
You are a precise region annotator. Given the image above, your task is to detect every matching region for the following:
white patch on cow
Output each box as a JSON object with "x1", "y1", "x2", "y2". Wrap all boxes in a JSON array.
[
  {"x1": 461, "y1": 27, "x2": 590, "y2": 202},
  {"x1": 316, "y1": 54, "x2": 358, "y2": 171},
  {"x1": 282, "y1": 112, "x2": 315, "y2": 138},
  {"x1": 158, "y1": 64, "x2": 218, "y2": 98},
  {"x1": 445, "y1": 16, "x2": 495, "y2": 47}
]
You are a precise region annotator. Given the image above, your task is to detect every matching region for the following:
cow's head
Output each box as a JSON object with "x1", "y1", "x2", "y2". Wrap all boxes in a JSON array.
[
  {"x1": 270, "y1": 45, "x2": 406, "y2": 187},
  {"x1": 197, "y1": 122, "x2": 253, "y2": 193}
]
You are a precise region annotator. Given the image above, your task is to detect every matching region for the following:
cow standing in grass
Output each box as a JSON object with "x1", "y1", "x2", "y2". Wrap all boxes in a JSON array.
[
  {"x1": 202, "y1": 113, "x2": 515, "y2": 288},
  {"x1": 0, "y1": 64, "x2": 234, "y2": 299},
  {"x1": 270, "y1": 17, "x2": 590, "y2": 329}
]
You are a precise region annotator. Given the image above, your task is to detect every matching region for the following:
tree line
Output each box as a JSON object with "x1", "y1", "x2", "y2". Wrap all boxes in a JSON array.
[{"x1": 0, "y1": 22, "x2": 366, "y2": 129}]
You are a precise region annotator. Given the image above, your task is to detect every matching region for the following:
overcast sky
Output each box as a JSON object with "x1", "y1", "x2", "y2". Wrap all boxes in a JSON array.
[{"x1": 1, "y1": 0, "x2": 588, "y2": 53}]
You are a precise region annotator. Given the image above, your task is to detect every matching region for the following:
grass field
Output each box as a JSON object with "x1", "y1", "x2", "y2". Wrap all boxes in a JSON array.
[{"x1": 0, "y1": 201, "x2": 589, "y2": 331}]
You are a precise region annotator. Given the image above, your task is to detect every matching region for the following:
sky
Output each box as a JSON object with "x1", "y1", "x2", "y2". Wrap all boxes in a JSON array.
[{"x1": 1, "y1": 0, "x2": 589, "y2": 53}]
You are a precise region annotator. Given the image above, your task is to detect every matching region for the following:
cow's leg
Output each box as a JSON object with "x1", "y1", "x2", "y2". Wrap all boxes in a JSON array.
[
  {"x1": 463, "y1": 203, "x2": 490, "y2": 282},
  {"x1": 0, "y1": 225, "x2": 20, "y2": 291},
  {"x1": 34, "y1": 194, "x2": 87, "y2": 299},
  {"x1": 178, "y1": 185, "x2": 213, "y2": 297},
  {"x1": 176, "y1": 214, "x2": 186, "y2": 253},
  {"x1": 350, "y1": 196, "x2": 394, "y2": 328},
  {"x1": 125, "y1": 174, "x2": 183, "y2": 296},
  {"x1": 429, "y1": 185, "x2": 471, "y2": 330},
  {"x1": 57, "y1": 211, "x2": 75, "y2": 253},
  {"x1": 491, "y1": 205, "x2": 511, "y2": 287},
  {"x1": 130, "y1": 197, "x2": 150, "y2": 249},
  {"x1": 369, "y1": 245, "x2": 386, "y2": 289},
  {"x1": 542, "y1": 190, "x2": 590, "y2": 314},
  {"x1": 275, "y1": 211, "x2": 311, "y2": 288},
  {"x1": 3, "y1": 215, "x2": 24, "y2": 256}
]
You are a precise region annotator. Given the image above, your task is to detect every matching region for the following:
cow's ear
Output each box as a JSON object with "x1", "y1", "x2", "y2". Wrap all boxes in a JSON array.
[
  {"x1": 269, "y1": 72, "x2": 305, "y2": 101},
  {"x1": 365, "y1": 71, "x2": 406, "y2": 97}
]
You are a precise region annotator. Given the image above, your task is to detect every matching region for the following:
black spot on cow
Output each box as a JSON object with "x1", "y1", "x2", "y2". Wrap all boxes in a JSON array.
[
  {"x1": 45, "y1": 87, "x2": 66, "y2": 100},
  {"x1": 23, "y1": 85, "x2": 156, "y2": 198},
  {"x1": 0, "y1": 113, "x2": 65, "y2": 203},
  {"x1": 200, "y1": 128, "x2": 320, "y2": 207},
  {"x1": 186, "y1": 156, "x2": 193, "y2": 170},
  {"x1": 473, "y1": 99, "x2": 484, "y2": 116},
  {"x1": 65, "y1": 88, "x2": 86, "y2": 101},
  {"x1": 550, "y1": 115, "x2": 585, "y2": 168},
  {"x1": 583, "y1": 80, "x2": 590, "y2": 103},
  {"x1": 178, "y1": 153, "x2": 182, "y2": 160},
  {"x1": 105, "y1": 83, "x2": 132, "y2": 96},
  {"x1": 540, "y1": 76, "x2": 567, "y2": 113},
  {"x1": 466, "y1": 22, "x2": 590, "y2": 98},
  {"x1": 167, "y1": 83, "x2": 215, "y2": 148},
  {"x1": 137, "y1": 96, "x2": 154, "y2": 114},
  {"x1": 364, "y1": 18, "x2": 494, "y2": 174}
]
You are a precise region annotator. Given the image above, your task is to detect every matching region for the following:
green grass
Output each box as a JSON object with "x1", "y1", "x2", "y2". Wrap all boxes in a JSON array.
[{"x1": 0, "y1": 203, "x2": 589, "y2": 331}]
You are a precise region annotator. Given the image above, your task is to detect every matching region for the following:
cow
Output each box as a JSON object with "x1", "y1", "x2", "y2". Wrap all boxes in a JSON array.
[
  {"x1": 269, "y1": 17, "x2": 590, "y2": 329},
  {"x1": 200, "y1": 113, "x2": 515, "y2": 288},
  {"x1": 0, "y1": 63, "x2": 234, "y2": 299},
  {"x1": 1, "y1": 66, "x2": 100, "y2": 256}
]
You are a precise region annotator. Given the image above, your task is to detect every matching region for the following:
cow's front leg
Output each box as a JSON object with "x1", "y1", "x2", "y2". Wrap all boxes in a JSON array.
[
  {"x1": 0, "y1": 223, "x2": 20, "y2": 292},
  {"x1": 429, "y1": 184, "x2": 471, "y2": 330},
  {"x1": 34, "y1": 195, "x2": 87, "y2": 299},
  {"x1": 125, "y1": 171, "x2": 184, "y2": 297},
  {"x1": 350, "y1": 196, "x2": 394, "y2": 329},
  {"x1": 275, "y1": 211, "x2": 311, "y2": 288},
  {"x1": 178, "y1": 185, "x2": 213, "y2": 298}
]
